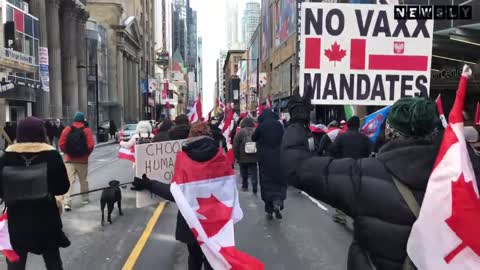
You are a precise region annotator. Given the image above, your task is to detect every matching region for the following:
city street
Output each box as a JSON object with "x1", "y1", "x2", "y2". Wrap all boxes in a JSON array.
[{"x1": 0, "y1": 144, "x2": 353, "y2": 270}]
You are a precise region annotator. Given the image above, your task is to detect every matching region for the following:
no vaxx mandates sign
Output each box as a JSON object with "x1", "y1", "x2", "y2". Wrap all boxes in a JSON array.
[{"x1": 299, "y1": 3, "x2": 434, "y2": 106}]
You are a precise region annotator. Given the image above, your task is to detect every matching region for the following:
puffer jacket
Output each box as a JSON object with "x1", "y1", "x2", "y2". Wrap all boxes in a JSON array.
[{"x1": 283, "y1": 123, "x2": 439, "y2": 270}]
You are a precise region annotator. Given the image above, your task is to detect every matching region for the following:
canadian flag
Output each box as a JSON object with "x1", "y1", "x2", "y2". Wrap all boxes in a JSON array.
[
  {"x1": 436, "y1": 94, "x2": 448, "y2": 128},
  {"x1": 265, "y1": 96, "x2": 272, "y2": 109},
  {"x1": 217, "y1": 99, "x2": 226, "y2": 112},
  {"x1": 256, "y1": 105, "x2": 264, "y2": 118},
  {"x1": 118, "y1": 146, "x2": 135, "y2": 163},
  {"x1": 475, "y1": 101, "x2": 480, "y2": 126},
  {"x1": 326, "y1": 127, "x2": 342, "y2": 141},
  {"x1": 304, "y1": 38, "x2": 429, "y2": 71},
  {"x1": 189, "y1": 97, "x2": 203, "y2": 123},
  {"x1": 170, "y1": 149, "x2": 264, "y2": 270},
  {"x1": 0, "y1": 213, "x2": 19, "y2": 263},
  {"x1": 407, "y1": 66, "x2": 480, "y2": 269}
]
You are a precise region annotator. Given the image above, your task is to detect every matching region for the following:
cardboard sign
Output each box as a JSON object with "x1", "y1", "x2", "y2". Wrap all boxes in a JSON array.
[
  {"x1": 299, "y1": 3, "x2": 433, "y2": 106},
  {"x1": 135, "y1": 139, "x2": 185, "y2": 208}
]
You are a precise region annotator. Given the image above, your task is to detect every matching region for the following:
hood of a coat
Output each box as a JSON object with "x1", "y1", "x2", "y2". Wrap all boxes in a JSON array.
[
  {"x1": 6, "y1": 143, "x2": 54, "y2": 153},
  {"x1": 182, "y1": 136, "x2": 219, "y2": 162},
  {"x1": 169, "y1": 124, "x2": 191, "y2": 140},
  {"x1": 377, "y1": 138, "x2": 438, "y2": 190},
  {"x1": 240, "y1": 117, "x2": 255, "y2": 128},
  {"x1": 259, "y1": 109, "x2": 278, "y2": 123}
]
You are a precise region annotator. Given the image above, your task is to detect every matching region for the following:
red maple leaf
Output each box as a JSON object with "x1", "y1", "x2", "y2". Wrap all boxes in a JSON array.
[
  {"x1": 324, "y1": 42, "x2": 347, "y2": 67},
  {"x1": 444, "y1": 174, "x2": 480, "y2": 263},
  {"x1": 196, "y1": 195, "x2": 233, "y2": 238}
]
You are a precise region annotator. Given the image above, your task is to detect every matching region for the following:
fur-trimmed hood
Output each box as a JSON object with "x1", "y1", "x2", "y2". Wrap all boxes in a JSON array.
[{"x1": 6, "y1": 143, "x2": 55, "y2": 153}]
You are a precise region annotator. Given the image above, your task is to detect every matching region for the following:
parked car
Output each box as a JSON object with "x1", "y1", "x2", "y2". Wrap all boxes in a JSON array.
[{"x1": 119, "y1": 123, "x2": 137, "y2": 142}]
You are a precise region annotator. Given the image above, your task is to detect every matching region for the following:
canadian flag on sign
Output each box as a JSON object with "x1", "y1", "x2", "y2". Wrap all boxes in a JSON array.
[
  {"x1": 170, "y1": 149, "x2": 264, "y2": 270},
  {"x1": 304, "y1": 38, "x2": 429, "y2": 71},
  {"x1": 407, "y1": 65, "x2": 480, "y2": 269}
]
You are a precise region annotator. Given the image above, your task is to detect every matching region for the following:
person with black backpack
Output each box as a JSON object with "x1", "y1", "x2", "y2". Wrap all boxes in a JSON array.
[
  {"x1": 233, "y1": 117, "x2": 258, "y2": 194},
  {"x1": 0, "y1": 117, "x2": 70, "y2": 270},
  {"x1": 59, "y1": 112, "x2": 95, "y2": 211}
]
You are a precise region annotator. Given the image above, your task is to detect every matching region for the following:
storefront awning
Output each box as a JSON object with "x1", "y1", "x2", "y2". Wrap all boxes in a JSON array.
[
  {"x1": 433, "y1": 23, "x2": 480, "y2": 66},
  {"x1": 0, "y1": 83, "x2": 36, "y2": 102}
]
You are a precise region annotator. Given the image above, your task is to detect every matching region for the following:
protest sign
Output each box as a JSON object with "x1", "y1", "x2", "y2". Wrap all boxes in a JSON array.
[
  {"x1": 135, "y1": 139, "x2": 185, "y2": 208},
  {"x1": 299, "y1": 3, "x2": 433, "y2": 106}
]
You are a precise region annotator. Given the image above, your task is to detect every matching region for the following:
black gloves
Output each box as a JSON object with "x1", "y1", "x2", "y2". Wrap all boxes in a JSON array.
[
  {"x1": 131, "y1": 174, "x2": 153, "y2": 191},
  {"x1": 288, "y1": 84, "x2": 314, "y2": 125}
]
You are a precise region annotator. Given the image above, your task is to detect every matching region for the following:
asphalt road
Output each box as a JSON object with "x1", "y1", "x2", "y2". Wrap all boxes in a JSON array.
[{"x1": 0, "y1": 144, "x2": 353, "y2": 270}]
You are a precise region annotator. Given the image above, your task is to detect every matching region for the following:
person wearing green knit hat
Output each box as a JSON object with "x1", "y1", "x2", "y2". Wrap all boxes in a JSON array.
[
  {"x1": 386, "y1": 97, "x2": 437, "y2": 139},
  {"x1": 281, "y1": 81, "x2": 478, "y2": 269}
]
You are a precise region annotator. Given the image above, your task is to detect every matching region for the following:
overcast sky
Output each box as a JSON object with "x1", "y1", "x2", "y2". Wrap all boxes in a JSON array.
[{"x1": 191, "y1": 0, "x2": 254, "y2": 115}]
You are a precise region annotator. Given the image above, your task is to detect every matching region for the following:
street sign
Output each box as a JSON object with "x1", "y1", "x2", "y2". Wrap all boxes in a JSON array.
[{"x1": 299, "y1": 3, "x2": 434, "y2": 106}]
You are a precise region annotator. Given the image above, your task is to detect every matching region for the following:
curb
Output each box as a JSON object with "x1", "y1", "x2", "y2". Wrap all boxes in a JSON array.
[{"x1": 94, "y1": 140, "x2": 117, "y2": 149}]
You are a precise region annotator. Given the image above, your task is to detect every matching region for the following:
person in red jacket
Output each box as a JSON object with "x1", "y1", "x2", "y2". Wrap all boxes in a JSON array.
[{"x1": 59, "y1": 112, "x2": 95, "y2": 211}]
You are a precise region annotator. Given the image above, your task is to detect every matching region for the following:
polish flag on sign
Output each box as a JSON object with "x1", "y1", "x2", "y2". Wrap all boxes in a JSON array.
[
  {"x1": 304, "y1": 38, "x2": 429, "y2": 71},
  {"x1": 170, "y1": 150, "x2": 264, "y2": 270},
  {"x1": 436, "y1": 94, "x2": 448, "y2": 128},
  {"x1": 407, "y1": 66, "x2": 480, "y2": 269},
  {"x1": 0, "y1": 213, "x2": 19, "y2": 263},
  {"x1": 118, "y1": 146, "x2": 135, "y2": 162},
  {"x1": 189, "y1": 97, "x2": 203, "y2": 123}
]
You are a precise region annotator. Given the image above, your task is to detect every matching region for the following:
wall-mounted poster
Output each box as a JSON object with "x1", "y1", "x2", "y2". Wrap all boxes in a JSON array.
[
  {"x1": 275, "y1": 0, "x2": 296, "y2": 48},
  {"x1": 261, "y1": 0, "x2": 270, "y2": 61}
]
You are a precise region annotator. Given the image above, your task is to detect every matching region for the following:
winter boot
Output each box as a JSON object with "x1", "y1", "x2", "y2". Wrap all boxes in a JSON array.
[{"x1": 274, "y1": 205, "x2": 283, "y2": 220}]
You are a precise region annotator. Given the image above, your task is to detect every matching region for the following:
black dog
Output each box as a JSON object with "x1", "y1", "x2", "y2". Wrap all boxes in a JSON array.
[{"x1": 101, "y1": 180, "x2": 123, "y2": 226}]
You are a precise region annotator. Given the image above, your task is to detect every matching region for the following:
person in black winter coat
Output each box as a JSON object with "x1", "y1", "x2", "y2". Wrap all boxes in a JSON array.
[
  {"x1": 169, "y1": 114, "x2": 191, "y2": 140},
  {"x1": 252, "y1": 109, "x2": 286, "y2": 220},
  {"x1": 317, "y1": 121, "x2": 339, "y2": 156},
  {"x1": 0, "y1": 117, "x2": 70, "y2": 270},
  {"x1": 209, "y1": 124, "x2": 228, "y2": 153},
  {"x1": 153, "y1": 119, "x2": 174, "y2": 142},
  {"x1": 329, "y1": 116, "x2": 371, "y2": 159},
  {"x1": 132, "y1": 122, "x2": 217, "y2": 270},
  {"x1": 233, "y1": 117, "x2": 258, "y2": 194},
  {"x1": 282, "y1": 87, "x2": 467, "y2": 270},
  {"x1": 45, "y1": 120, "x2": 55, "y2": 145}
]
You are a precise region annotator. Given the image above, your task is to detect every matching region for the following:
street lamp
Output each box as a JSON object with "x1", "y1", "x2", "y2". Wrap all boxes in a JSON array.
[
  {"x1": 155, "y1": 48, "x2": 170, "y2": 119},
  {"x1": 240, "y1": 58, "x2": 260, "y2": 113},
  {"x1": 77, "y1": 64, "x2": 100, "y2": 142}
]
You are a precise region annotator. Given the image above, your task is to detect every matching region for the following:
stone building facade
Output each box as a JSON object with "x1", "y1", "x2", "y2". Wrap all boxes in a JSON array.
[
  {"x1": 86, "y1": 0, "x2": 156, "y2": 124},
  {"x1": 223, "y1": 50, "x2": 245, "y2": 112}
]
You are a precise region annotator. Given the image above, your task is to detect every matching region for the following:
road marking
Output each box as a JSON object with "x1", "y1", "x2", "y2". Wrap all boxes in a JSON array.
[
  {"x1": 122, "y1": 202, "x2": 167, "y2": 270},
  {"x1": 299, "y1": 191, "x2": 329, "y2": 212}
]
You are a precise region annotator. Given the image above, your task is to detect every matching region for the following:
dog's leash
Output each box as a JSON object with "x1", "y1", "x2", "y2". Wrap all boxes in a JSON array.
[{"x1": 70, "y1": 181, "x2": 135, "y2": 198}]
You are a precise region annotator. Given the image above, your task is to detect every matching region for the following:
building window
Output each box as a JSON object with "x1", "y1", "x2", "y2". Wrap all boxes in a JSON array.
[
  {"x1": 14, "y1": 31, "x2": 23, "y2": 52},
  {"x1": 24, "y1": 35, "x2": 33, "y2": 56},
  {"x1": 7, "y1": 6, "x2": 13, "y2": 21},
  {"x1": 24, "y1": 15, "x2": 33, "y2": 36}
]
